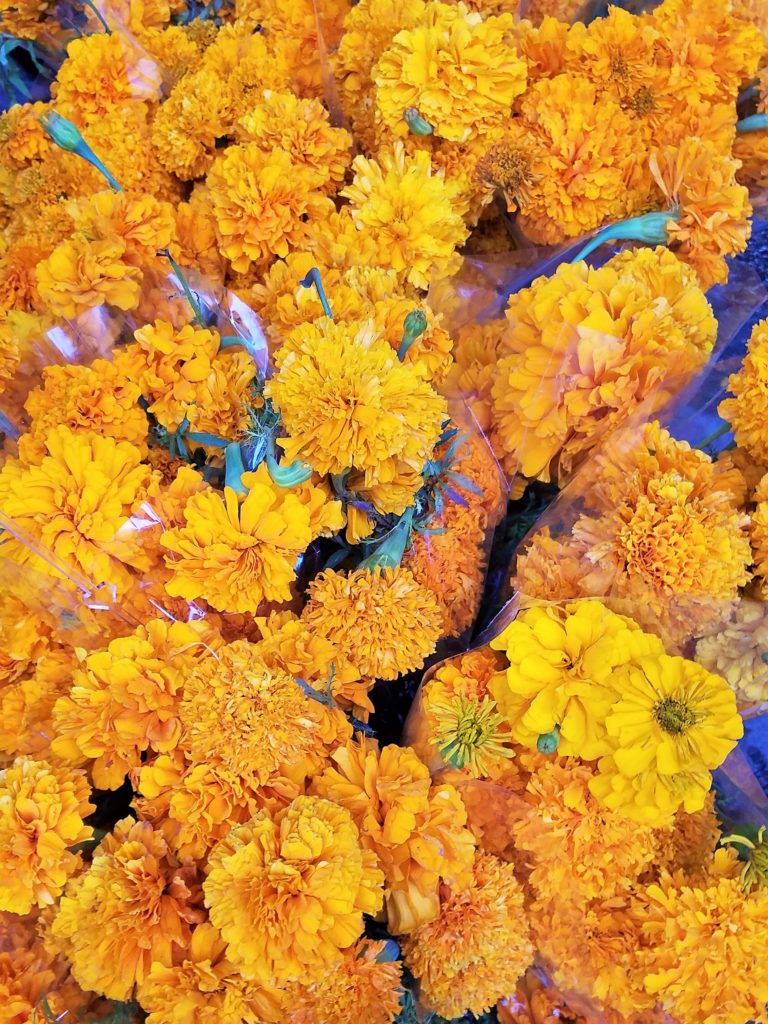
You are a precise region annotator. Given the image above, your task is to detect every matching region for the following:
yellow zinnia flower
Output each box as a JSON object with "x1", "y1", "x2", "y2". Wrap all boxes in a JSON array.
[
  {"x1": 590, "y1": 654, "x2": 743, "y2": 824},
  {"x1": 0, "y1": 757, "x2": 93, "y2": 914},
  {"x1": 374, "y1": 1, "x2": 527, "y2": 143},
  {"x1": 302, "y1": 566, "x2": 443, "y2": 681},
  {"x1": 203, "y1": 796, "x2": 384, "y2": 985},
  {"x1": 490, "y1": 600, "x2": 665, "y2": 759}
]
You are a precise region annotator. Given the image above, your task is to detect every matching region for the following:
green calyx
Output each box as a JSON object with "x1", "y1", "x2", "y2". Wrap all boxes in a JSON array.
[
  {"x1": 570, "y1": 209, "x2": 674, "y2": 265},
  {"x1": 266, "y1": 448, "x2": 313, "y2": 487},
  {"x1": 404, "y1": 107, "x2": 433, "y2": 136},
  {"x1": 300, "y1": 266, "x2": 333, "y2": 320},
  {"x1": 397, "y1": 308, "x2": 428, "y2": 361},
  {"x1": 358, "y1": 507, "x2": 414, "y2": 571},
  {"x1": 39, "y1": 110, "x2": 122, "y2": 191},
  {"x1": 536, "y1": 726, "x2": 560, "y2": 755},
  {"x1": 736, "y1": 113, "x2": 768, "y2": 134}
]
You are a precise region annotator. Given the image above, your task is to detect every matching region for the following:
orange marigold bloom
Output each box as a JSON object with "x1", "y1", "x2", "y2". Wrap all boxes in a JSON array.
[
  {"x1": 0, "y1": 427, "x2": 157, "y2": 594},
  {"x1": 35, "y1": 236, "x2": 142, "y2": 319},
  {"x1": 311, "y1": 738, "x2": 476, "y2": 933},
  {"x1": 151, "y1": 67, "x2": 235, "y2": 181},
  {"x1": 490, "y1": 246, "x2": 716, "y2": 484},
  {"x1": 653, "y1": 792, "x2": 721, "y2": 879},
  {"x1": 0, "y1": 648, "x2": 76, "y2": 761},
  {"x1": 403, "y1": 851, "x2": 534, "y2": 1019},
  {"x1": 303, "y1": 566, "x2": 443, "y2": 681},
  {"x1": 0, "y1": 757, "x2": 93, "y2": 914},
  {"x1": 19, "y1": 358, "x2": 147, "y2": 465},
  {"x1": 203, "y1": 796, "x2": 384, "y2": 985},
  {"x1": 341, "y1": 143, "x2": 468, "y2": 289},
  {"x1": 284, "y1": 938, "x2": 403, "y2": 1024},
  {"x1": 179, "y1": 638, "x2": 351, "y2": 791},
  {"x1": 719, "y1": 317, "x2": 768, "y2": 464},
  {"x1": 161, "y1": 465, "x2": 336, "y2": 613},
  {"x1": 266, "y1": 318, "x2": 447, "y2": 494},
  {"x1": 636, "y1": 848, "x2": 768, "y2": 1024},
  {"x1": 66, "y1": 189, "x2": 177, "y2": 266},
  {"x1": 174, "y1": 200, "x2": 227, "y2": 284},
  {"x1": 374, "y1": 1, "x2": 527, "y2": 143},
  {"x1": 52, "y1": 32, "x2": 162, "y2": 123},
  {"x1": 138, "y1": 922, "x2": 285, "y2": 1024},
  {"x1": 51, "y1": 618, "x2": 220, "y2": 790},
  {"x1": 650, "y1": 137, "x2": 752, "y2": 289},
  {"x1": 52, "y1": 816, "x2": 203, "y2": 1000},
  {"x1": 237, "y1": 90, "x2": 352, "y2": 192},
  {"x1": 440, "y1": 320, "x2": 505, "y2": 434},
  {"x1": 207, "y1": 144, "x2": 336, "y2": 272}
]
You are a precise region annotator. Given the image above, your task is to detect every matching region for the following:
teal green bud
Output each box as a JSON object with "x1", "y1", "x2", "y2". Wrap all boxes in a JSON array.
[
  {"x1": 570, "y1": 210, "x2": 673, "y2": 265},
  {"x1": 736, "y1": 113, "x2": 768, "y2": 134},
  {"x1": 359, "y1": 507, "x2": 414, "y2": 571},
  {"x1": 536, "y1": 726, "x2": 560, "y2": 755},
  {"x1": 404, "y1": 107, "x2": 433, "y2": 136},
  {"x1": 39, "y1": 110, "x2": 122, "y2": 192},
  {"x1": 397, "y1": 308, "x2": 428, "y2": 361},
  {"x1": 266, "y1": 451, "x2": 313, "y2": 487}
]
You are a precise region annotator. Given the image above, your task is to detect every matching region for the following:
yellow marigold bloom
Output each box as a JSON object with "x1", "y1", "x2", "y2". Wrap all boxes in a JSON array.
[
  {"x1": 650, "y1": 137, "x2": 752, "y2": 289},
  {"x1": 654, "y1": 792, "x2": 721, "y2": 878},
  {"x1": 284, "y1": 938, "x2": 403, "y2": 1024},
  {"x1": 138, "y1": 922, "x2": 285, "y2": 1024},
  {"x1": 696, "y1": 600, "x2": 768, "y2": 710},
  {"x1": 512, "y1": 757, "x2": 659, "y2": 907},
  {"x1": 66, "y1": 189, "x2": 177, "y2": 267},
  {"x1": 513, "y1": 74, "x2": 643, "y2": 244},
  {"x1": 52, "y1": 816, "x2": 203, "y2": 1000},
  {"x1": 117, "y1": 319, "x2": 253, "y2": 437},
  {"x1": 490, "y1": 247, "x2": 715, "y2": 484},
  {"x1": 565, "y1": 6, "x2": 660, "y2": 107},
  {"x1": 341, "y1": 143, "x2": 468, "y2": 289},
  {"x1": 267, "y1": 317, "x2": 446, "y2": 489},
  {"x1": 734, "y1": 129, "x2": 768, "y2": 202},
  {"x1": 20, "y1": 359, "x2": 147, "y2": 465},
  {"x1": 720, "y1": 318, "x2": 768, "y2": 464},
  {"x1": 374, "y1": 1, "x2": 527, "y2": 143},
  {"x1": 439, "y1": 321, "x2": 504, "y2": 434},
  {"x1": 238, "y1": 90, "x2": 352, "y2": 192},
  {"x1": 311, "y1": 738, "x2": 475, "y2": 933},
  {"x1": 161, "y1": 464, "x2": 329, "y2": 613},
  {"x1": 372, "y1": 297, "x2": 454, "y2": 383},
  {"x1": 175, "y1": 200, "x2": 227, "y2": 285},
  {"x1": 151, "y1": 68, "x2": 235, "y2": 180},
  {"x1": 207, "y1": 144, "x2": 336, "y2": 273},
  {"x1": 637, "y1": 848, "x2": 768, "y2": 1024},
  {"x1": 51, "y1": 618, "x2": 220, "y2": 790},
  {"x1": 590, "y1": 655, "x2": 743, "y2": 824},
  {"x1": 510, "y1": 16, "x2": 569, "y2": 81},
  {"x1": 403, "y1": 851, "x2": 534, "y2": 1018},
  {"x1": 0, "y1": 757, "x2": 93, "y2": 914},
  {"x1": 0, "y1": 101, "x2": 49, "y2": 167},
  {"x1": 0, "y1": 595, "x2": 53, "y2": 690},
  {"x1": 0, "y1": 427, "x2": 156, "y2": 594},
  {"x1": 52, "y1": 32, "x2": 162, "y2": 123},
  {"x1": 35, "y1": 236, "x2": 142, "y2": 319},
  {"x1": 204, "y1": 796, "x2": 384, "y2": 985},
  {"x1": 490, "y1": 600, "x2": 665, "y2": 759},
  {"x1": 179, "y1": 638, "x2": 351, "y2": 790},
  {"x1": 140, "y1": 23, "x2": 205, "y2": 86},
  {"x1": 303, "y1": 567, "x2": 443, "y2": 681},
  {"x1": 0, "y1": 648, "x2": 76, "y2": 761}
]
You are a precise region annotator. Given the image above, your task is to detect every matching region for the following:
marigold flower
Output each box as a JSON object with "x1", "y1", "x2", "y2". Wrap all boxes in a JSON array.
[
  {"x1": 0, "y1": 757, "x2": 93, "y2": 914},
  {"x1": 490, "y1": 247, "x2": 716, "y2": 484},
  {"x1": 653, "y1": 791, "x2": 721, "y2": 879},
  {"x1": 719, "y1": 318, "x2": 768, "y2": 464},
  {"x1": 35, "y1": 235, "x2": 142, "y2": 319},
  {"x1": 20, "y1": 359, "x2": 147, "y2": 465},
  {"x1": 266, "y1": 318, "x2": 447, "y2": 492},
  {"x1": 695, "y1": 600, "x2": 768, "y2": 709},
  {"x1": 66, "y1": 189, "x2": 177, "y2": 266},
  {"x1": 52, "y1": 816, "x2": 203, "y2": 1000},
  {"x1": 179, "y1": 638, "x2": 350, "y2": 791},
  {"x1": 637, "y1": 848, "x2": 768, "y2": 1024},
  {"x1": 238, "y1": 90, "x2": 352, "y2": 192},
  {"x1": 512, "y1": 756, "x2": 658, "y2": 907},
  {"x1": 151, "y1": 67, "x2": 235, "y2": 180},
  {"x1": 0, "y1": 426, "x2": 156, "y2": 594},
  {"x1": 403, "y1": 851, "x2": 534, "y2": 1018},
  {"x1": 0, "y1": 648, "x2": 76, "y2": 761},
  {"x1": 303, "y1": 567, "x2": 443, "y2": 680},
  {"x1": 490, "y1": 600, "x2": 665, "y2": 758},
  {"x1": 51, "y1": 618, "x2": 220, "y2": 790},
  {"x1": 341, "y1": 143, "x2": 468, "y2": 288},
  {"x1": 439, "y1": 321, "x2": 504, "y2": 434},
  {"x1": 311, "y1": 738, "x2": 475, "y2": 932},
  {"x1": 649, "y1": 137, "x2": 752, "y2": 289},
  {"x1": 52, "y1": 32, "x2": 162, "y2": 123},
  {"x1": 162, "y1": 465, "x2": 335, "y2": 613},
  {"x1": 207, "y1": 144, "x2": 336, "y2": 273},
  {"x1": 591, "y1": 655, "x2": 743, "y2": 824},
  {"x1": 138, "y1": 922, "x2": 285, "y2": 1024},
  {"x1": 204, "y1": 796, "x2": 384, "y2": 985},
  {"x1": 374, "y1": 1, "x2": 527, "y2": 143},
  {"x1": 284, "y1": 938, "x2": 404, "y2": 1024}
]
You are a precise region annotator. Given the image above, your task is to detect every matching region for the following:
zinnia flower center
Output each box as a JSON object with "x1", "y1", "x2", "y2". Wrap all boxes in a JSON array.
[
  {"x1": 653, "y1": 696, "x2": 698, "y2": 734},
  {"x1": 434, "y1": 695, "x2": 512, "y2": 774}
]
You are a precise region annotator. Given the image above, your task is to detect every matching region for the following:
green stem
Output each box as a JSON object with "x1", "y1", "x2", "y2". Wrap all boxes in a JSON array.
[
  {"x1": 224, "y1": 443, "x2": 248, "y2": 494},
  {"x1": 570, "y1": 210, "x2": 673, "y2": 264},
  {"x1": 82, "y1": 0, "x2": 112, "y2": 33},
  {"x1": 695, "y1": 421, "x2": 731, "y2": 450},
  {"x1": 299, "y1": 267, "x2": 333, "y2": 320},
  {"x1": 156, "y1": 249, "x2": 208, "y2": 328},
  {"x1": 39, "y1": 110, "x2": 122, "y2": 191},
  {"x1": 737, "y1": 113, "x2": 768, "y2": 134}
]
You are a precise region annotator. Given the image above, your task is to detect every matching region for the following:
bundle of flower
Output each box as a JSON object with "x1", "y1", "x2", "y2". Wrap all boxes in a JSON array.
[{"x1": 1, "y1": 0, "x2": 768, "y2": 1022}]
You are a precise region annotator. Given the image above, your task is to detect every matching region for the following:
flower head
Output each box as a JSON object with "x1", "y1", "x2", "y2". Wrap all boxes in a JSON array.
[
  {"x1": 52, "y1": 816, "x2": 203, "y2": 999},
  {"x1": 341, "y1": 143, "x2": 468, "y2": 288},
  {"x1": 203, "y1": 796, "x2": 384, "y2": 985},
  {"x1": 302, "y1": 567, "x2": 443, "y2": 680},
  {"x1": 311, "y1": 738, "x2": 475, "y2": 933},
  {"x1": 374, "y1": 1, "x2": 527, "y2": 143},
  {"x1": 695, "y1": 600, "x2": 768, "y2": 709},
  {"x1": 719, "y1": 318, "x2": 768, "y2": 464},
  {"x1": 402, "y1": 851, "x2": 534, "y2": 1019},
  {"x1": 0, "y1": 757, "x2": 93, "y2": 914},
  {"x1": 35, "y1": 236, "x2": 142, "y2": 318}
]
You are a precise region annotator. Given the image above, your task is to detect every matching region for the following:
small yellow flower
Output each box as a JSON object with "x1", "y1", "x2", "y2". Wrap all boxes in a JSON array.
[{"x1": 35, "y1": 235, "x2": 142, "y2": 318}]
